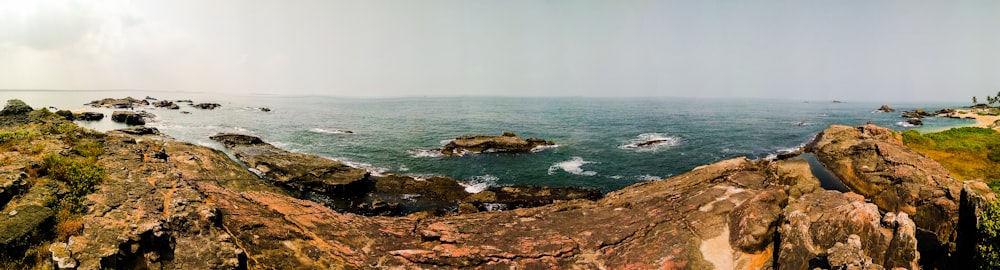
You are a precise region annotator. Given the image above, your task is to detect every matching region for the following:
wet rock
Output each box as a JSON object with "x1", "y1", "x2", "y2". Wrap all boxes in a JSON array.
[
  {"x1": 192, "y1": 103, "x2": 221, "y2": 110},
  {"x1": 907, "y1": 118, "x2": 923, "y2": 126},
  {"x1": 73, "y1": 112, "x2": 104, "y2": 121},
  {"x1": 440, "y1": 132, "x2": 554, "y2": 156},
  {"x1": 111, "y1": 111, "x2": 146, "y2": 125},
  {"x1": 876, "y1": 104, "x2": 896, "y2": 112},
  {"x1": 210, "y1": 133, "x2": 370, "y2": 193},
  {"x1": 1, "y1": 99, "x2": 33, "y2": 116},
  {"x1": 807, "y1": 124, "x2": 960, "y2": 267}
]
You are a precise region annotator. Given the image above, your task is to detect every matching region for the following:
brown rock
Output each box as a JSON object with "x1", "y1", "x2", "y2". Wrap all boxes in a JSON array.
[
  {"x1": 111, "y1": 111, "x2": 146, "y2": 125},
  {"x1": 807, "y1": 124, "x2": 960, "y2": 267},
  {"x1": 440, "y1": 132, "x2": 554, "y2": 156}
]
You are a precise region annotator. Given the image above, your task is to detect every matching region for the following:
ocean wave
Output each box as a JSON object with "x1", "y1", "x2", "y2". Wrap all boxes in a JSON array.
[
  {"x1": 308, "y1": 128, "x2": 353, "y2": 134},
  {"x1": 636, "y1": 174, "x2": 661, "y2": 181},
  {"x1": 338, "y1": 159, "x2": 389, "y2": 177},
  {"x1": 530, "y1": 144, "x2": 559, "y2": 153},
  {"x1": 547, "y1": 157, "x2": 598, "y2": 176},
  {"x1": 408, "y1": 148, "x2": 443, "y2": 158},
  {"x1": 895, "y1": 121, "x2": 916, "y2": 128},
  {"x1": 460, "y1": 174, "x2": 498, "y2": 193},
  {"x1": 619, "y1": 133, "x2": 681, "y2": 152}
]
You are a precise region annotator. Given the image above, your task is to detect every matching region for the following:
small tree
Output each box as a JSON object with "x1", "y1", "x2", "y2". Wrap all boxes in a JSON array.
[{"x1": 975, "y1": 96, "x2": 979, "y2": 104}]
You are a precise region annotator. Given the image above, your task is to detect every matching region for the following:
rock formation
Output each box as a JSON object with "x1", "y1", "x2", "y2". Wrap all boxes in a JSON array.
[
  {"x1": 73, "y1": 112, "x2": 104, "y2": 121},
  {"x1": 152, "y1": 100, "x2": 180, "y2": 110},
  {"x1": 1, "y1": 101, "x2": 996, "y2": 269},
  {"x1": 111, "y1": 111, "x2": 146, "y2": 125},
  {"x1": 877, "y1": 104, "x2": 896, "y2": 112},
  {"x1": 192, "y1": 103, "x2": 221, "y2": 110},
  {"x1": 901, "y1": 109, "x2": 933, "y2": 119},
  {"x1": 440, "y1": 132, "x2": 554, "y2": 156},
  {"x1": 806, "y1": 124, "x2": 966, "y2": 268}
]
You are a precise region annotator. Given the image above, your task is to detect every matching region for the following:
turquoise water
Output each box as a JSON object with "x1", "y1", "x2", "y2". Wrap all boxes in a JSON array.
[{"x1": 2, "y1": 90, "x2": 974, "y2": 192}]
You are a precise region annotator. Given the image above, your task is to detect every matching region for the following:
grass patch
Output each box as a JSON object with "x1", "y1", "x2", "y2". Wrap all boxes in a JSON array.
[
  {"x1": 0, "y1": 130, "x2": 32, "y2": 144},
  {"x1": 902, "y1": 127, "x2": 1000, "y2": 189},
  {"x1": 43, "y1": 154, "x2": 105, "y2": 214}
]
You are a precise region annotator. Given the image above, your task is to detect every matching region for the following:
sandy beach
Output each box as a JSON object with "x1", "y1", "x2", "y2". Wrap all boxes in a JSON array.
[{"x1": 940, "y1": 110, "x2": 1000, "y2": 129}]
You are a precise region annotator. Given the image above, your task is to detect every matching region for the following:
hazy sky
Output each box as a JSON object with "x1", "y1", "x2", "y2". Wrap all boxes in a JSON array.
[{"x1": 1, "y1": 1, "x2": 999, "y2": 101}]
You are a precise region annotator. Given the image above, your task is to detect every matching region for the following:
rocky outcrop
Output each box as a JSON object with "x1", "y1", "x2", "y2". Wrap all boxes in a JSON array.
[
  {"x1": 440, "y1": 132, "x2": 554, "y2": 156},
  {"x1": 806, "y1": 124, "x2": 961, "y2": 267},
  {"x1": 210, "y1": 133, "x2": 370, "y2": 192},
  {"x1": 877, "y1": 104, "x2": 896, "y2": 112},
  {"x1": 152, "y1": 100, "x2": 180, "y2": 110},
  {"x1": 0, "y1": 205, "x2": 55, "y2": 256},
  {"x1": 192, "y1": 103, "x2": 221, "y2": 110},
  {"x1": 73, "y1": 112, "x2": 104, "y2": 121},
  {"x1": 87, "y1": 97, "x2": 147, "y2": 109},
  {"x1": 111, "y1": 111, "x2": 147, "y2": 125},
  {"x1": 777, "y1": 191, "x2": 919, "y2": 269},
  {"x1": 1, "y1": 99, "x2": 33, "y2": 116},
  {"x1": 901, "y1": 109, "x2": 933, "y2": 119},
  {"x1": 907, "y1": 118, "x2": 923, "y2": 126}
]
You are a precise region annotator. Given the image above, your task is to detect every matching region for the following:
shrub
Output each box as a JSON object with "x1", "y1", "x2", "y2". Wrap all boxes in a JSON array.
[
  {"x1": 43, "y1": 154, "x2": 105, "y2": 213},
  {"x1": 0, "y1": 130, "x2": 32, "y2": 144},
  {"x1": 71, "y1": 141, "x2": 105, "y2": 158},
  {"x1": 977, "y1": 201, "x2": 1000, "y2": 269}
]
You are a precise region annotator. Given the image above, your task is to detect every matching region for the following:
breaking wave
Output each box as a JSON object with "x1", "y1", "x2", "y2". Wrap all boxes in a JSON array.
[
  {"x1": 619, "y1": 133, "x2": 681, "y2": 152},
  {"x1": 548, "y1": 157, "x2": 598, "y2": 176}
]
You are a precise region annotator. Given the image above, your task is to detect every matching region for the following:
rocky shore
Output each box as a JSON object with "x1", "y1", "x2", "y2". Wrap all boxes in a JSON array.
[
  {"x1": 440, "y1": 132, "x2": 555, "y2": 156},
  {"x1": 0, "y1": 100, "x2": 997, "y2": 269}
]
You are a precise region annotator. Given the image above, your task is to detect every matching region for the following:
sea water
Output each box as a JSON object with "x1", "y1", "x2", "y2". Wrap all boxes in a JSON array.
[{"x1": 1, "y1": 90, "x2": 974, "y2": 192}]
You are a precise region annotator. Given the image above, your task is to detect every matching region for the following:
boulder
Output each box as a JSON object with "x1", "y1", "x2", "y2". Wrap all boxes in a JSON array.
[
  {"x1": 116, "y1": 126, "x2": 160, "y2": 135},
  {"x1": 440, "y1": 132, "x2": 554, "y2": 156},
  {"x1": 54, "y1": 110, "x2": 74, "y2": 120},
  {"x1": 1, "y1": 99, "x2": 33, "y2": 116},
  {"x1": 777, "y1": 191, "x2": 919, "y2": 269},
  {"x1": 901, "y1": 109, "x2": 933, "y2": 119},
  {"x1": 807, "y1": 124, "x2": 960, "y2": 267},
  {"x1": 73, "y1": 112, "x2": 104, "y2": 121},
  {"x1": 192, "y1": 103, "x2": 221, "y2": 110},
  {"x1": 111, "y1": 111, "x2": 146, "y2": 125},
  {"x1": 907, "y1": 118, "x2": 923, "y2": 126},
  {"x1": 877, "y1": 104, "x2": 896, "y2": 112}
]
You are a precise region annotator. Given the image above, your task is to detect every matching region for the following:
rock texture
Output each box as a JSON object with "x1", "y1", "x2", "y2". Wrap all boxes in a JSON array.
[
  {"x1": 111, "y1": 111, "x2": 147, "y2": 125},
  {"x1": 73, "y1": 112, "x2": 104, "y2": 121},
  {"x1": 807, "y1": 124, "x2": 962, "y2": 268},
  {"x1": 440, "y1": 132, "x2": 554, "y2": 156}
]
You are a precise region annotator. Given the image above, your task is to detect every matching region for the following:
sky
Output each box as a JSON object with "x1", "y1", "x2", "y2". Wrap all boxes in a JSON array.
[{"x1": 1, "y1": 0, "x2": 999, "y2": 101}]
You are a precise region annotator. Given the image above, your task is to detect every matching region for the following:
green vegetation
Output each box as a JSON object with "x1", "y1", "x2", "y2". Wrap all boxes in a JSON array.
[
  {"x1": 43, "y1": 154, "x2": 105, "y2": 214},
  {"x1": 0, "y1": 130, "x2": 32, "y2": 144},
  {"x1": 901, "y1": 127, "x2": 1000, "y2": 189},
  {"x1": 977, "y1": 201, "x2": 1000, "y2": 269}
]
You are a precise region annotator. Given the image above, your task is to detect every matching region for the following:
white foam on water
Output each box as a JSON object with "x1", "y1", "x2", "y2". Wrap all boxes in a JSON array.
[
  {"x1": 619, "y1": 133, "x2": 681, "y2": 152},
  {"x1": 635, "y1": 174, "x2": 661, "y2": 181},
  {"x1": 439, "y1": 139, "x2": 453, "y2": 146},
  {"x1": 408, "y1": 148, "x2": 443, "y2": 158},
  {"x1": 398, "y1": 165, "x2": 409, "y2": 172},
  {"x1": 548, "y1": 157, "x2": 598, "y2": 176},
  {"x1": 308, "y1": 128, "x2": 353, "y2": 134},
  {"x1": 460, "y1": 174, "x2": 498, "y2": 193},
  {"x1": 337, "y1": 159, "x2": 389, "y2": 177},
  {"x1": 896, "y1": 121, "x2": 916, "y2": 128},
  {"x1": 530, "y1": 144, "x2": 559, "y2": 153}
]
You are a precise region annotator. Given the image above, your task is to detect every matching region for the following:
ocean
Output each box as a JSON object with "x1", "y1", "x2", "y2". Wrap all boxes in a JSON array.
[{"x1": 2, "y1": 90, "x2": 974, "y2": 192}]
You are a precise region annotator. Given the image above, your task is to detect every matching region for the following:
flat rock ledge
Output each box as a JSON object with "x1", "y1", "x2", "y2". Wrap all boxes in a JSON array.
[{"x1": 441, "y1": 131, "x2": 554, "y2": 156}]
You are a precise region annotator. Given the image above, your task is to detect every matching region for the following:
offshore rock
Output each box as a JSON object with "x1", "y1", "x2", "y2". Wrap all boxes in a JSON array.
[
  {"x1": 111, "y1": 111, "x2": 146, "y2": 125},
  {"x1": 152, "y1": 100, "x2": 180, "y2": 110},
  {"x1": 876, "y1": 104, "x2": 896, "y2": 113},
  {"x1": 210, "y1": 133, "x2": 370, "y2": 192},
  {"x1": 440, "y1": 132, "x2": 554, "y2": 156},
  {"x1": 807, "y1": 124, "x2": 960, "y2": 267},
  {"x1": 117, "y1": 126, "x2": 160, "y2": 135},
  {"x1": 900, "y1": 109, "x2": 933, "y2": 119},
  {"x1": 87, "y1": 97, "x2": 147, "y2": 109},
  {"x1": 192, "y1": 103, "x2": 221, "y2": 110}
]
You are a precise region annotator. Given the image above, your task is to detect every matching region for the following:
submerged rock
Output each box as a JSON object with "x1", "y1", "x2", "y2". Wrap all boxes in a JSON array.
[{"x1": 440, "y1": 132, "x2": 554, "y2": 156}]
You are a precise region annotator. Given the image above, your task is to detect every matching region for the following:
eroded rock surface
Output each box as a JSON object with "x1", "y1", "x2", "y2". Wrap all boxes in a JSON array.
[
  {"x1": 440, "y1": 132, "x2": 554, "y2": 156},
  {"x1": 806, "y1": 124, "x2": 963, "y2": 268}
]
